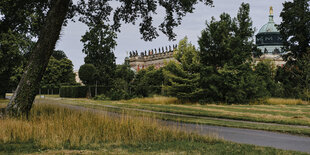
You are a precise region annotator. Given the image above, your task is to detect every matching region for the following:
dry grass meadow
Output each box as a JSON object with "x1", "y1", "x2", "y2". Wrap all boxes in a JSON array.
[
  {"x1": 1, "y1": 98, "x2": 308, "y2": 154},
  {"x1": 0, "y1": 102, "x2": 214, "y2": 149}
]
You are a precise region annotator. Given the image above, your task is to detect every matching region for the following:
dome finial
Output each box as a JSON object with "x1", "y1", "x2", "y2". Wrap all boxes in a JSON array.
[{"x1": 269, "y1": 6, "x2": 273, "y2": 15}]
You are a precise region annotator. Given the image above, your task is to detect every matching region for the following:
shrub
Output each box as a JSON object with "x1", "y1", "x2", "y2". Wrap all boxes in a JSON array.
[
  {"x1": 93, "y1": 94, "x2": 110, "y2": 100},
  {"x1": 108, "y1": 88, "x2": 130, "y2": 100},
  {"x1": 60, "y1": 86, "x2": 87, "y2": 98}
]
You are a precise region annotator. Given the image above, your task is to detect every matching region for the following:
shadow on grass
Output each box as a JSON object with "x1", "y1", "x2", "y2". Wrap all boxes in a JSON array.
[{"x1": 0, "y1": 142, "x2": 40, "y2": 154}]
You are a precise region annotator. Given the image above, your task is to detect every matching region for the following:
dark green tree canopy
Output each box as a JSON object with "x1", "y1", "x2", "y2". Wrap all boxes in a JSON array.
[
  {"x1": 278, "y1": 0, "x2": 310, "y2": 61},
  {"x1": 52, "y1": 50, "x2": 68, "y2": 60},
  {"x1": 77, "y1": 0, "x2": 213, "y2": 41},
  {"x1": 81, "y1": 22, "x2": 117, "y2": 86},
  {"x1": 198, "y1": 3, "x2": 259, "y2": 68},
  {"x1": 41, "y1": 56, "x2": 76, "y2": 89},
  {"x1": 78, "y1": 64, "x2": 97, "y2": 85},
  {"x1": 277, "y1": 0, "x2": 310, "y2": 99}
]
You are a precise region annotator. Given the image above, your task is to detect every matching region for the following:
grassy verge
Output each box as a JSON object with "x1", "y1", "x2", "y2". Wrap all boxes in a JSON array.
[{"x1": 0, "y1": 103, "x2": 307, "y2": 154}]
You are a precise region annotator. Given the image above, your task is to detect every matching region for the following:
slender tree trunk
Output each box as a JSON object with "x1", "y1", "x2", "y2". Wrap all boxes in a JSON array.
[
  {"x1": 0, "y1": 72, "x2": 10, "y2": 99},
  {"x1": 6, "y1": 0, "x2": 71, "y2": 116}
]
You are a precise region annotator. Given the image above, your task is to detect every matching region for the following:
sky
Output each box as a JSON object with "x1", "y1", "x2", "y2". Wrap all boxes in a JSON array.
[{"x1": 55, "y1": 0, "x2": 288, "y2": 70}]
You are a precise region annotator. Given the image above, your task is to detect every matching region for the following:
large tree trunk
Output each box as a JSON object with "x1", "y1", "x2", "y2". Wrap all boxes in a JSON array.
[{"x1": 6, "y1": 0, "x2": 71, "y2": 116}]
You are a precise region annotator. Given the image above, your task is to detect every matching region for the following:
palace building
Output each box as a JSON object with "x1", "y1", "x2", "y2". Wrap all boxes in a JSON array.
[
  {"x1": 125, "y1": 45, "x2": 177, "y2": 71},
  {"x1": 126, "y1": 7, "x2": 286, "y2": 71},
  {"x1": 255, "y1": 7, "x2": 285, "y2": 66}
]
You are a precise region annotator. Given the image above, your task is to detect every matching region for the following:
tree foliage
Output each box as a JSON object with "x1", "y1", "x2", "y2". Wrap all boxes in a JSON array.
[
  {"x1": 81, "y1": 23, "x2": 117, "y2": 87},
  {"x1": 277, "y1": 0, "x2": 310, "y2": 99},
  {"x1": 198, "y1": 3, "x2": 260, "y2": 68},
  {"x1": 132, "y1": 66, "x2": 164, "y2": 97},
  {"x1": 0, "y1": 31, "x2": 31, "y2": 98},
  {"x1": 40, "y1": 55, "x2": 76, "y2": 89},
  {"x1": 164, "y1": 37, "x2": 202, "y2": 102},
  {"x1": 278, "y1": 0, "x2": 310, "y2": 61},
  {"x1": 78, "y1": 64, "x2": 97, "y2": 86}
]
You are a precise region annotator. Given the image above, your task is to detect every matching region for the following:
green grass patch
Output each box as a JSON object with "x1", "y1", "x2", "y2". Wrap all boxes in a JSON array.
[{"x1": 2, "y1": 141, "x2": 307, "y2": 154}]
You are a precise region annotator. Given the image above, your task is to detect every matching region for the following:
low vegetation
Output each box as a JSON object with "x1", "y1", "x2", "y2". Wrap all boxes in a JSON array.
[
  {"x1": 0, "y1": 101, "x2": 307, "y2": 154},
  {"x1": 265, "y1": 98, "x2": 307, "y2": 105},
  {"x1": 126, "y1": 96, "x2": 179, "y2": 105},
  {"x1": 39, "y1": 96, "x2": 310, "y2": 136}
]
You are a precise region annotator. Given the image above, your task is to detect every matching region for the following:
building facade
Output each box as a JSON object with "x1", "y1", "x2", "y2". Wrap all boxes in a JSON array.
[{"x1": 126, "y1": 45, "x2": 177, "y2": 72}]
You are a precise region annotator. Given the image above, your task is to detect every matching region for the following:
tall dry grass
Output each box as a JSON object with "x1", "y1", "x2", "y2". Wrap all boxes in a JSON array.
[
  {"x1": 266, "y1": 98, "x2": 307, "y2": 105},
  {"x1": 126, "y1": 96, "x2": 179, "y2": 104},
  {"x1": 0, "y1": 103, "x2": 215, "y2": 149}
]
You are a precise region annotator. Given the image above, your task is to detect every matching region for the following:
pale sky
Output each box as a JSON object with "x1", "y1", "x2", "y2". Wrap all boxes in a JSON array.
[{"x1": 55, "y1": 0, "x2": 288, "y2": 70}]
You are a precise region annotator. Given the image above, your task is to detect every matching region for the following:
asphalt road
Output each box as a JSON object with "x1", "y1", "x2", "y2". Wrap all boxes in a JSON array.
[
  {"x1": 164, "y1": 121, "x2": 310, "y2": 153},
  {"x1": 38, "y1": 100, "x2": 310, "y2": 154}
]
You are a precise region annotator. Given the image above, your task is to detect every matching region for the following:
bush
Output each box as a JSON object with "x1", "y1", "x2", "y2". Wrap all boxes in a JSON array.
[
  {"x1": 93, "y1": 94, "x2": 110, "y2": 100},
  {"x1": 108, "y1": 88, "x2": 130, "y2": 100},
  {"x1": 60, "y1": 86, "x2": 87, "y2": 98}
]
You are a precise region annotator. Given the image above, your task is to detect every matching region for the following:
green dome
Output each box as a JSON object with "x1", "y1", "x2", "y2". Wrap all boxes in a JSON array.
[
  {"x1": 256, "y1": 9, "x2": 284, "y2": 54},
  {"x1": 258, "y1": 15, "x2": 279, "y2": 33}
]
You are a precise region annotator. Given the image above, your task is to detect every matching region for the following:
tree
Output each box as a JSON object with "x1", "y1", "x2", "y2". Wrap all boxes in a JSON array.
[
  {"x1": 255, "y1": 60, "x2": 283, "y2": 97},
  {"x1": 81, "y1": 23, "x2": 117, "y2": 87},
  {"x1": 174, "y1": 37, "x2": 200, "y2": 73},
  {"x1": 52, "y1": 50, "x2": 68, "y2": 60},
  {"x1": 164, "y1": 61, "x2": 202, "y2": 102},
  {"x1": 132, "y1": 66, "x2": 164, "y2": 97},
  {"x1": 5, "y1": 0, "x2": 71, "y2": 116},
  {"x1": 0, "y1": 0, "x2": 52, "y2": 99},
  {"x1": 277, "y1": 0, "x2": 310, "y2": 98},
  {"x1": 278, "y1": 0, "x2": 310, "y2": 61},
  {"x1": 40, "y1": 55, "x2": 76, "y2": 90},
  {"x1": 0, "y1": 31, "x2": 30, "y2": 98},
  {"x1": 4, "y1": 0, "x2": 213, "y2": 116},
  {"x1": 164, "y1": 37, "x2": 203, "y2": 102},
  {"x1": 114, "y1": 64, "x2": 135, "y2": 92},
  {"x1": 79, "y1": 64, "x2": 97, "y2": 86},
  {"x1": 79, "y1": 64, "x2": 97, "y2": 98},
  {"x1": 197, "y1": 3, "x2": 266, "y2": 103},
  {"x1": 198, "y1": 3, "x2": 260, "y2": 68}
]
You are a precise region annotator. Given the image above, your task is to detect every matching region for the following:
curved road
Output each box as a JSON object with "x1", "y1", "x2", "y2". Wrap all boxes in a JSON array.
[{"x1": 38, "y1": 100, "x2": 310, "y2": 154}]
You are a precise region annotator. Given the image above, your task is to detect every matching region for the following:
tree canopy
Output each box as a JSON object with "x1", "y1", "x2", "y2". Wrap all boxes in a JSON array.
[
  {"x1": 278, "y1": 0, "x2": 310, "y2": 61},
  {"x1": 198, "y1": 3, "x2": 260, "y2": 68},
  {"x1": 276, "y1": 0, "x2": 310, "y2": 99},
  {"x1": 41, "y1": 54, "x2": 76, "y2": 89}
]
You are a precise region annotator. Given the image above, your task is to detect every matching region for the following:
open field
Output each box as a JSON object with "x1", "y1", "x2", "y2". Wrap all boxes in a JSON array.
[
  {"x1": 1, "y1": 100, "x2": 306, "y2": 154},
  {"x1": 31, "y1": 96, "x2": 310, "y2": 137},
  {"x1": 117, "y1": 97, "x2": 310, "y2": 127}
]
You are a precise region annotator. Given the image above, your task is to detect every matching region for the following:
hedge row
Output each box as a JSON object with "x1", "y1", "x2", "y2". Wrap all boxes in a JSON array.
[
  {"x1": 60, "y1": 86, "x2": 87, "y2": 98},
  {"x1": 60, "y1": 86, "x2": 113, "y2": 98},
  {"x1": 38, "y1": 88, "x2": 59, "y2": 95}
]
